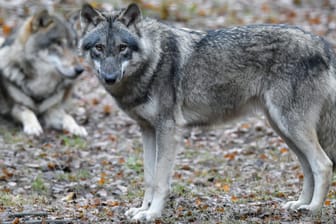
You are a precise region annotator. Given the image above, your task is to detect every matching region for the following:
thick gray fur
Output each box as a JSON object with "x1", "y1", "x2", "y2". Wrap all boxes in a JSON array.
[
  {"x1": 80, "y1": 3, "x2": 336, "y2": 221},
  {"x1": 0, "y1": 10, "x2": 87, "y2": 136}
]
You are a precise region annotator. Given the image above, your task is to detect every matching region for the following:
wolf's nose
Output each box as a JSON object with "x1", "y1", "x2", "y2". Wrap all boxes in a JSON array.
[
  {"x1": 75, "y1": 66, "x2": 84, "y2": 75},
  {"x1": 104, "y1": 76, "x2": 117, "y2": 84},
  {"x1": 102, "y1": 72, "x2": 117, "y2": 84}
]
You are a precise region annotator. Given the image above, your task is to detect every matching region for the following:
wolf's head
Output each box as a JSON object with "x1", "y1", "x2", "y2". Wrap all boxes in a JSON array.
[
  {"x1": 80, "y1": 3, "x2": 149, "y2": 86},
  {"x1": 20, "y1": 10, "x2": 84, "y2": 79}
]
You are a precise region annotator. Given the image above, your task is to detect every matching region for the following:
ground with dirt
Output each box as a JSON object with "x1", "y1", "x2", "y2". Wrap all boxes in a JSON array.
[{"x1": 1, "y1": 0, "x2": 336, "y2": 223}]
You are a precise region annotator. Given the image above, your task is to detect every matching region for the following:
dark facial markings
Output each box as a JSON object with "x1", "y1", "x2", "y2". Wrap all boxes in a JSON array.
[
  {"x1": 83, "y1": 17, "x2": 140, "y2": 57},
  {"x1": 82, "y1": 17, "x2": 142, "y2": 84},
  {"x1": 82, "y1": 29, "x2": 101, "y2": 51}
]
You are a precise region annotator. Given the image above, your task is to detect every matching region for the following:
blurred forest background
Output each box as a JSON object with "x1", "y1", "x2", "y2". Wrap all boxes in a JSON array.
[{"x1": 0, "y1": 0, "x2": 336, "y2": 223}]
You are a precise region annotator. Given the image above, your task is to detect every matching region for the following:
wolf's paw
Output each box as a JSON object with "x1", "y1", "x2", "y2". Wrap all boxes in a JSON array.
[
  {"x1": 24, "y1": 122, "x2": 43, "y2": 136},
  {"x1": 66, "y1": 124, "x2": 88, "y2": 137},
  {"x1": 62, "y1": 115, "x2": 87, "y2": 137},
  {"x1": 282, "y1": 200, "x2": 307, "y2": 210},
  {"x1": 125, "y1": 207, "x2": 147, "y2": 218},
  {"x1": 131, "y1": 210, "x2": 161, "y2": 222},
  {"x1": 297, "y1": 204, "x2": 322, "y2": 214}
]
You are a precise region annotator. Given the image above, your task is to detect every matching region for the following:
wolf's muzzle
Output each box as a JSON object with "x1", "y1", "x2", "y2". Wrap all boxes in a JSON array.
[{"x1": 101, "y1": 71, "x2": 119, "y2": 84}]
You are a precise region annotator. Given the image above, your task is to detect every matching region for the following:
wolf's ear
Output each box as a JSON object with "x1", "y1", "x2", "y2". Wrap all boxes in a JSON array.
[
  {"x1": 31, "y1": 10, "x2": 53, "y2": 32},
  {"x1": 118, "y1": 3, "x2": 141, "y2": 27},
  {"x1": 80, "y1": 4, "x2": 104, "y2": 29}
]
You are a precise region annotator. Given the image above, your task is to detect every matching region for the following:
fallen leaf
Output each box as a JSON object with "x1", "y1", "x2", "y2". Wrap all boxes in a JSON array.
[
  {"x1": 286, "y1": 10, "x2": 297, "y2": 21},
  {"x1": 181, "y1": 165, "x2": 192, "y2": 170},
  {"x1": 105, "y1": 209, "x2": 114, "y2": 217},
  {"x1": 62, "y1": 192, "x2": 76, "y2": 202},
  {"x1": 231, "y1": 195, "x2": 238, "y2": 202},
  {"x1": 98, "y1": 172, "x2": 107, "y2": 185},
  {"x1": 276, "y1": 192, "x2": 285, "y2": 198},
  {"x1": 308, "y1": 16, "x2": 321, "y2": 25},
  {"x1": 224, "y1": 151, "x2": 238, "y2": 160},
  {"x1": 325, "y1": 199, "x2": 331, "y2": 206},
  {"x1": 108, "y1": 134, "x2": 117, "y2": 142},
  {"x1": 91, "y1": 98, "x2": 100, "y2": 105},
  {"x1": 92, "y1": 198, "x2": 101, "y2": 206},
  {"x1": 101, "y1": 160, "x2": 109, "y2": 166},
  {"x1": 2, "y1": 24, "x2": 12, "y2": 36},
  {"x1": 103, "y1": 104, "x2": 112, "y2": 115},
  {"x1": 297, "y1": 173, "x2": 304, "y2": 180},
  {"x1": 240, "y1": 123, "x2": 251, "y2": 129},
  {"x1": 280, "y1": 147, "x2": 289, "y2": 154},
  {"x1": 47, "y1": 162, "x2": 56, "y2": 170},
  {"x1": 259, "y1": 154, "x2": 268, "y2": 160},
  {"x1": 118, "y1": 157, "x2": 125, "y2": 164},
  {"x1": 106, "y1": 200, "x2": 120, "y2": 207},
  {"x1": 174, "y1": 172, "x2": 182, "y2": 179},
  {"x1": 2, "y1": 168, "x2": 13, "y2": 179},
  {"x1": 195, "y1": 198, "x2": 202, "y2": 206},
  {"x1": 12, "y1": 217, "x2": 20, "y2": 224},
  {"x1": 222, "y1": 184, "x2": 230, "y2": 192},
  {"x1": 216, "y1": 207, "x2": 225, "y2": 212}
]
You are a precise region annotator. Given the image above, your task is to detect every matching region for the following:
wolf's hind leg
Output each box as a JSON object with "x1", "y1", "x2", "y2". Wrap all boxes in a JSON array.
[
  {"x1": 266, "y1": 112, "x2": 314, "y2": 209},
  {"x1": 265, "y1": 101, "x2": 332, "y2": 213},
  {"x1": 284, "y1": 129, "x2": 332, "y2": 212},
  {"x1": 125, "y1": 126, "x2": 156, "y2": 218},
  {"x1": 11, "y1": 105, "x2": 43, "y2": 136},
  {"x1": 281, "y1": 141, "x2": 314, "y2": 210},
  {"x1": 293, "y1": 131, "x2": 332, "y2": 212}
]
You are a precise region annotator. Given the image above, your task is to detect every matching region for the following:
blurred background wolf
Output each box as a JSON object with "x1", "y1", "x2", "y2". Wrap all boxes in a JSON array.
[{"x1": 0, "y1": 9, "x2": 87, "y2": 136}]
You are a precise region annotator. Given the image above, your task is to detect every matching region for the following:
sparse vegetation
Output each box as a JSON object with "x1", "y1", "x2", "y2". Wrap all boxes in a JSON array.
[
  {"x1": 61, "y1": 135, "x2": 87, "y2": 149},
  {"x1": 1, "y1": 0, "x2": 336, "y2": 223},
  {"x1": 31, "y1": 176, "x2": 47, "y2": 192}
]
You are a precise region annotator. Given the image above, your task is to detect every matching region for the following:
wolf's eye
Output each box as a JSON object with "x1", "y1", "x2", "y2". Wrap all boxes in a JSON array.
[
  {"x1": 119, "y1": 44, "x2": 127, "y2": 53},
  {"x1": 95, "y1": 44, "x2": 104, "y2": 52}
]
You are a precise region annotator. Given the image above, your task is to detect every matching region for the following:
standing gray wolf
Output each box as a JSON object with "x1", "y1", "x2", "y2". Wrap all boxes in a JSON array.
[
  {"x1": 0, "y1": 10, "x2": 87, "y2": 137},
  {"x1": 80, "y1": 3, "x2": 336, "y2": 221}
]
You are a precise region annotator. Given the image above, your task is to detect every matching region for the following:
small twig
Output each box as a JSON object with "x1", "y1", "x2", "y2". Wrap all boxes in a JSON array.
[
  {"x1": 8, "y1": 212, "x2": 48, "y2": 218},
  {"x1": 2, "y1": 220, "x2": 74, "y2": 224}
]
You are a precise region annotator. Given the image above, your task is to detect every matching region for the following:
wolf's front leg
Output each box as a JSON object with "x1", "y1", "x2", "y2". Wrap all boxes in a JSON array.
[
  {"x1": 130, "y1": 120, "x2": 177, "y2": 222},
  {"x1": 44, "y1": 107, "x2": 87, "y2": 137},
  {"x1": 11, "y1": 105, "x2": 43, "y2": 136},
  {"x1": 125, "y1": 126, "x2": 156, "y2": 218}
]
